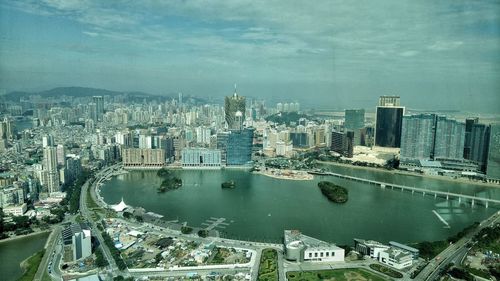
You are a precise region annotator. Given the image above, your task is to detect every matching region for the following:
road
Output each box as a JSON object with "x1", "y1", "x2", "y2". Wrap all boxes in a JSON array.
[
  {"x1": 33, "y1": 226, "x2": 61, "y2": 281},
  {"x1": 416, "y1": 210, "x2": 500, "y2": 281},
  {"x1": 80, "y1": 164, "x2": 123, "y2": 275}
]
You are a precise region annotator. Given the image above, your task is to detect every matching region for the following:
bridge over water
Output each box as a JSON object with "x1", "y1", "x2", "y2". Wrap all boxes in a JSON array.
[{"x1": 310, "y1": 171, "x2": 500, "y2": 208}]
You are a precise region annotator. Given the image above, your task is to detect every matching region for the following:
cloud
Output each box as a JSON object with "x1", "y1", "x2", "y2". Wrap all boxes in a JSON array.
[
  {"x1": 1, "y1": 0, "x2": 499, "y2": 111},
  {"x1": 428, "y1": 41, "x2": 464, "y2": 51},
  {"x1": 399, "y1": 50, "x2": 419, "y2": 57},
  {"x1": 83, "y1": 31, "x2": 99, "y2": 37}
]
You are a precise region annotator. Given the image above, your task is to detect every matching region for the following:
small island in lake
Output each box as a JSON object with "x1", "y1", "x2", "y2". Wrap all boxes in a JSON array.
[
  {"x1": 221, "y1": 180, "x2": 236, "y2": 189},
  {"x1": 317, "y1": 181, "x2": 348, "y2": 203},
  {"x1": 157, "y1": 168, "x2": 182, "y2": 193}
]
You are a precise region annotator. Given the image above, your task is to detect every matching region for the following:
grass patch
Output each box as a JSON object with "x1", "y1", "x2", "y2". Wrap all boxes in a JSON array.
[
  {"x1": 17, "y1": 249, "x2": 45, "y2": 281},
  {"x1": 287, "y1": 268, "x2": 388, "y2": 281},
  {"x1": 42, "y1": 271, "x2": 52, "y2": 281},
  {"x1": 257, "y1": 248, "x2": 278, "y2": 281},
  {"x1": 86, "y1": 187, "x2": 99, "y2": 209},
  {"x1": 369, "y1": 263, "x2": 403, "y2": 278}
]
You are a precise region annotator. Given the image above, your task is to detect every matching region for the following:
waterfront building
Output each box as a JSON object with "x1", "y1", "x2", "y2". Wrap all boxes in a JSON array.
[
  {"x1": 378, "y1": 248, "x2": 413, "y2": 269},
  {"x1": 487, "y1": 124, "x2": 500, "y2": 182},
  {"x1": 464, "y1": 117, "x2": 478, "y2": 159},
  {"x1": 284, "y1": 230, "x2": 344, "y2": 262},
  {"x1": 331, "y1": 131, "x2": 354, "y2": 158},
  {"x1": 468, "y1": 122, "x2": 490, "y2": 172},
  {"x1": 434, "y1": 116, "x2": 465, "y2": 160},
  {"x1": 224, "y1": 86, "x2": 246, "y2": 130},
  {"x1": 389, "y1": 241, "x2": 419, "y2": 259},
  {"x1": 181, "y1": 148, "x2": 222, "y2": 169},
  {"x1": 353, "y1": 239, "x2": 390, "y2": 259},
  {"x1": 226, "y1": 128, "x2": 254, "y2": 166},
  {"x1": 122, "y1": 148, "x2": 165, "y2": 168},
  {"x1": 354, "y1": 239, "x2": 412, "y2": 269},
  {"x1": 400, "y1": 114, "x2": 435, "y2": 161},
  {"x1": 216, "y1": 132, "x2": 229, "y2": 164},
  {"x1": 375, "y1": 96, "x2": 404, "y2": 148}
]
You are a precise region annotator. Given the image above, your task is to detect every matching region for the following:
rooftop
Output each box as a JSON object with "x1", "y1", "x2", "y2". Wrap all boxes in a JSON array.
[{"x1": 285, "y1": 230, "x2": 342, "y2": 250}]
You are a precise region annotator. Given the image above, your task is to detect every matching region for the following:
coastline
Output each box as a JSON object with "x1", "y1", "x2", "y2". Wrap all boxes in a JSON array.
[
  {"x1": 0, "y1": 230, "x2": 51, "y2": 244},
  {"x1": 253, "y1": 169, "x2": 314, "y2": 181},
  {"x1": 317, "y1": 161, "x2": 500, "y2": 188}
]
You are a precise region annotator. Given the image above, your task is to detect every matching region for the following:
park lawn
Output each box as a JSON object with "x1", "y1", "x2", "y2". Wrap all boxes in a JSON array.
[
  {"x1": 17, "y1": 250, "x2": 45, "y2": 281},
  {"x1": 257, "y1": 248, "x2": 278, "y2": 281},
  {"x1": 286, "y1": 268, "x2": 388, "y2": 281}
]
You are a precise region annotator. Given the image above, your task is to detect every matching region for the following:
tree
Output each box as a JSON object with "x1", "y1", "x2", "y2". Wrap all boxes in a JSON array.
[
  {"x1": 95, "y1": 248, "x2": 108, "y2": 268},
  {"x1": 197, "y1": 230, "x2": 209, "y2": 238},
  {"x1": 134, "y1": 215, "x2": 143, "y2": 222},
  {"x1": 181, "y1": 226, "x2": 193, "y2": 234}
]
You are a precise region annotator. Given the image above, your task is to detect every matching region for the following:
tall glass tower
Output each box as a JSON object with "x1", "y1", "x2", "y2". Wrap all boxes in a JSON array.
[
  {"x1": 226, "y1": 128, "x2": 254, "y2": 166},
  {"x1": 224, "y1": 85, "x2": 246, "y2": 130}
]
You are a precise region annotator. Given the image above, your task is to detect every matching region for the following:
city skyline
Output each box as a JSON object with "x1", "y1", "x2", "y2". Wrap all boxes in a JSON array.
[
  {"x1": 1, "y1": 2, "x2": 500, "y2": 280},
  {"x1": 0, "y1": 1, "x2": 499, "y2": 112}
]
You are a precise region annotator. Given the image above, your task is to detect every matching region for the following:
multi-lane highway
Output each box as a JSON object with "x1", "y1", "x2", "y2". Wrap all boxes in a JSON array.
[
  {"x1": 416, "y1": 210, "x2": 500, "y2": 281},
  {"x1": 33, "y1": 226, "x2": 61, "y2": 281},
  {"x1": 80, "y1": 164, "x2": 123, "y2": 275}
]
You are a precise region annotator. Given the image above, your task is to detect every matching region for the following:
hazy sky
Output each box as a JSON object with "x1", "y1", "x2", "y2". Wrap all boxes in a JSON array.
[{"x1": 0, "y1": 1, "x2": 499, "y2": 112}]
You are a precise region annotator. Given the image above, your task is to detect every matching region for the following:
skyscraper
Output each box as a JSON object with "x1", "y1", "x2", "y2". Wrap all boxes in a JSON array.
[
  {"x1": 375, "y1": 96, "x2": 404, "y2": 148},
  {"x1": 469, "y1": 123, "x2": 490, "y2": 172},
  {"x1": 345, "y1": 109, "x2": 365, "y2": 131},
  {"x1": 42, "y1": 134, "x2": 54, "y2": 148},
  {"x1": 226, "y1": 128, "x2": 254, "y2": 166},
  {"x1": 400, "y1": 114, "x2": 435, "y2": 160},
  {"x1": 434, "y1": 116, "x2": 465, "y2": 160},
  {"x1": 43, "y1": 146, "x2": 60, "y2": 193},
  {"x1": 463, "y1": 117, "x2": 478, "y2": 159},
  {"x1": 345, "y1": 109, "x2": 365, "y2": 145},
  {"x1": 224, "y1": 85, "x2": 246, "y2": 130},
  {"x1": 331, "y1": 130, "x2": 354, "y2": 158},
  {"x1": 0, "y1": 118, "x2": 13, "y2": 140},
  {"x1": 486, "y1": 124, "x2": 500, "y2": 181},
  {"x1": 92, "y1": 96, "x2": 104, "y2": 121}
]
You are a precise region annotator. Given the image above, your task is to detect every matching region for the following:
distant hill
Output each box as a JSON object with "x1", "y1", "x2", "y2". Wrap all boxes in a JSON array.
[
  {"x1": 0, "y1": 86, "x2": 211, "y2": 105},
  {"x1": 1, "y1": 87, "x2": 159, "y2": 101}
]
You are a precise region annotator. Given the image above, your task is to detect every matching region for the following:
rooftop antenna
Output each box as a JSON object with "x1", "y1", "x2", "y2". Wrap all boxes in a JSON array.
[{"x1": 234, "y1": 83, "x2": 237, "y2": 96}]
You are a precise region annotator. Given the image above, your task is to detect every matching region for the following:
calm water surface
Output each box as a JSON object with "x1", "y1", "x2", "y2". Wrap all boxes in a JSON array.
[
  {"x1": 0, "y1": 232, "x2": 49, "y2": 281},
  {"x1": 100, "y1": 166, "x2": 499, "y2": 245}
]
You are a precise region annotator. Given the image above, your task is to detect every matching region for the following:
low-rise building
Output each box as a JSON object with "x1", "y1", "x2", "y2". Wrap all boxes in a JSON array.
[
  {"x1": 354, "y1": 238, "x2": 390, "y2": 259},
  {"x1": 284, "y1": 230, "x2": 344, "y2": 262},
  {"x1": 3, "y1": 203, "x2": 27, "y2": 216},
  {"x1": 378, "y1": 247, "x2": 413, "y2": 269},
  {"x1": 354, "y1": 238, "x2": 413, "y2": 269}
]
